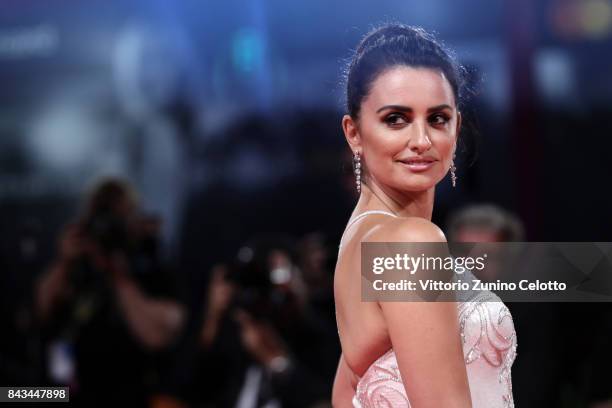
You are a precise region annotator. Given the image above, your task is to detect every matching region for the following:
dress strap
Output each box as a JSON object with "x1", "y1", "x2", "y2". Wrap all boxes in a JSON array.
[
  {"x1": 345, "y1": 210, "x2": 397, "y2": 231},
  {"x1": 339, "y1": 210, "x2": 397, "y2": 249}
]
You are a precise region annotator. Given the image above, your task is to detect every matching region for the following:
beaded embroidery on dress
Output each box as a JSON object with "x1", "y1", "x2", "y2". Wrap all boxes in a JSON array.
[{"x1": 338, "y1": 211, "x2": 518, "y2": 408}]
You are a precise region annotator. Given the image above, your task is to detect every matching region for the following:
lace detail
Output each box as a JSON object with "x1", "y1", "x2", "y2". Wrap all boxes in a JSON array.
[
  {"x1": 353, "y1": 350, "x2": 410, "y2": 408},
  {"x1": 353, "y1": 294, "x2": 518, "y2": 408},
  {"x1": 459, "y1": 291, "x2": 517, "y2": 407}
]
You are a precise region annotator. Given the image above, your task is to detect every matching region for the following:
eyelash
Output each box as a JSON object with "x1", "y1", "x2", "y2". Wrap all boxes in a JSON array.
[{"x1": 383, "y1": 113, "x2": 450, "y2": 127}]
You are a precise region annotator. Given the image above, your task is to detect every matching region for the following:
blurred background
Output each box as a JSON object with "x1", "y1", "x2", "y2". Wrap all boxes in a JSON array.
[{"x1": 1, "y1": 0, "x2": 611, "y2": 407}]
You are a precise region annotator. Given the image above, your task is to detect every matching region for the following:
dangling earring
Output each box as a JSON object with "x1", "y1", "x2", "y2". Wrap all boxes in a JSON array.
[
  {"x1": 353, "y1": 151, "x2": 362, "y2": 193},
  {"x1": 450, "y1": 154, "x2": 457, "y2": 188}
]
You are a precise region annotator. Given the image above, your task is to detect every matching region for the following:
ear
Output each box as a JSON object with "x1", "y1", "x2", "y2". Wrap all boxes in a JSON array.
[{"x1": 342, "y1": 114, "x2": 361, "y2": 153}]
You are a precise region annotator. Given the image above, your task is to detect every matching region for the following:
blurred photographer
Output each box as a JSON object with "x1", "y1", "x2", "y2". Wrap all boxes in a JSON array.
[
  {"x1": 35, "y1": 177, "x2": 186, "y2": 408},
  {"x1": 187, "y1": 236, "x2": 338, "y2": 408}
]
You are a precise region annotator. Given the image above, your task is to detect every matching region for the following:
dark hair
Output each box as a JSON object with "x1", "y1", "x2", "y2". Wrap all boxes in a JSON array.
[
  {"x1": 84, "y1": 177, "x2": 137, "y2": 217},
  {"x1": 345, "y1": 24, "x2": 468, "y2": 119}
]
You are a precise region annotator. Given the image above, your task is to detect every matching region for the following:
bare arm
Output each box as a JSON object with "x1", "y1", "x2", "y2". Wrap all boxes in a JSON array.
[
  {"x1": 372, "y1": 217, "x2": 472, "y2": 408},
  {"x1": 111, "y1": 254, "x2": 186, "y2": 350},
  {"x1": 36, "y1": 260, "x2": 70, "y2": 321},
  {"x1": 199, "y1": 264, "x2": 234, "y2": 349},
  {"x1": 36, "y1": 223, "x2": 185, "y2": 349},
  {"x1": 35, "y1": 223, "x2": 83, "y2": 322},
  {"x1": 332, "y1": 354, "x2": 357, "y2": 408}
]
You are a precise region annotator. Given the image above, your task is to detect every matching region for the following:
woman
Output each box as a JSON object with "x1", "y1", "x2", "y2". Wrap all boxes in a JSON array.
[{"x1": 332, "y1": 24, "x2": 517, "y2": 407}]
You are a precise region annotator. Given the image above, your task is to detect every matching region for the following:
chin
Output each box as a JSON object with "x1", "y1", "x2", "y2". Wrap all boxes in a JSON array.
[
  {"x1": 395, "y1": 181, "x2": 436, "y2": 192},
  {"x1": 392, "y1": 175, "x2": 439, "y2": 192}
]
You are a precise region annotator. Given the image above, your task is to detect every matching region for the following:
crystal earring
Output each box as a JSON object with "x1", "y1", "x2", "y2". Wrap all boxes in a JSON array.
[
  {"x1": 450, "y1": 154, "x2": 457, "y2": 188},
  {"x1": 353, "y1": 151, "x2": 362, "y2": 193}
]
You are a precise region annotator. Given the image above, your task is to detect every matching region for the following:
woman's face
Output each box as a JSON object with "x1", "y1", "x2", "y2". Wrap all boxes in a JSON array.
[{"x1": 345, "y1": 65, "x2": 461, "y2": 193}]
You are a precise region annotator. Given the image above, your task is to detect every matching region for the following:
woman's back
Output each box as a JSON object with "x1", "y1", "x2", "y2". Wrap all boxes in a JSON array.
[{"x1": 334, "y1": 212, "x2": 395, "y2": 377}]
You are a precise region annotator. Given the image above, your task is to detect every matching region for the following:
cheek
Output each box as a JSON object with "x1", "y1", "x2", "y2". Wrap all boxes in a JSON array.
[
  {"x1": 361, "y1": 123, "x2": 395, "y2": 156},
  {"x1": 432, "y1": 133, "x2": 456, "y2": 159},
  {"x1": 364, "y1": 132, "x2": 404, "y2": 173}
]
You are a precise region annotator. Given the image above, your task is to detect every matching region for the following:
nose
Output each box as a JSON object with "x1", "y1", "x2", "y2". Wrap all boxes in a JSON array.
[{"x1": 408, "y1": 120, "x2": 432, "y2": 154}]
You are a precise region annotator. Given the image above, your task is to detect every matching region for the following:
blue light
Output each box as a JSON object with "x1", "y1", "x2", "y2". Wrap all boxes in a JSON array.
[{"x1": 231, "y1": 27, "x2": 265, "y2": 73}]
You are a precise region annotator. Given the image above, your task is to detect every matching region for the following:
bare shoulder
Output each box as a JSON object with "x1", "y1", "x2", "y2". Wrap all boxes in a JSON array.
[{"x1": 363, "y1": 216, "x2": 447, "y2": 243}]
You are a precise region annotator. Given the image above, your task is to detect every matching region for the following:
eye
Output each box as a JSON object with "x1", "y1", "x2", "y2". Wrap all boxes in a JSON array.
[
  {"x1": 429, "y1": 113, "x2": 450, "y2": 126},
  {"x1": 384, "y1": 113, "x2": 409, "y2": 127}
]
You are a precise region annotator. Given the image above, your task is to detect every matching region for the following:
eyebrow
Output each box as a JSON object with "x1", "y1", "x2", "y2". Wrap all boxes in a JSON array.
[{"x1": 376, "y1": 104, "x2": 453, "y2": 114}]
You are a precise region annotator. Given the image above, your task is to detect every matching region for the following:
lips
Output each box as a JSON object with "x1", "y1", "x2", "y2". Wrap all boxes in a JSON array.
[{"x1": 397, "y1": 157, "x2": 437, "y2": 172}]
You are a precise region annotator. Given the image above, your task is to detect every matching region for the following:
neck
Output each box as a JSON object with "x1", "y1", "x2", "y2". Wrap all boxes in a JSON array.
[{"x1": 355, "y1": 179, "x2": 435, "y2": 221}]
